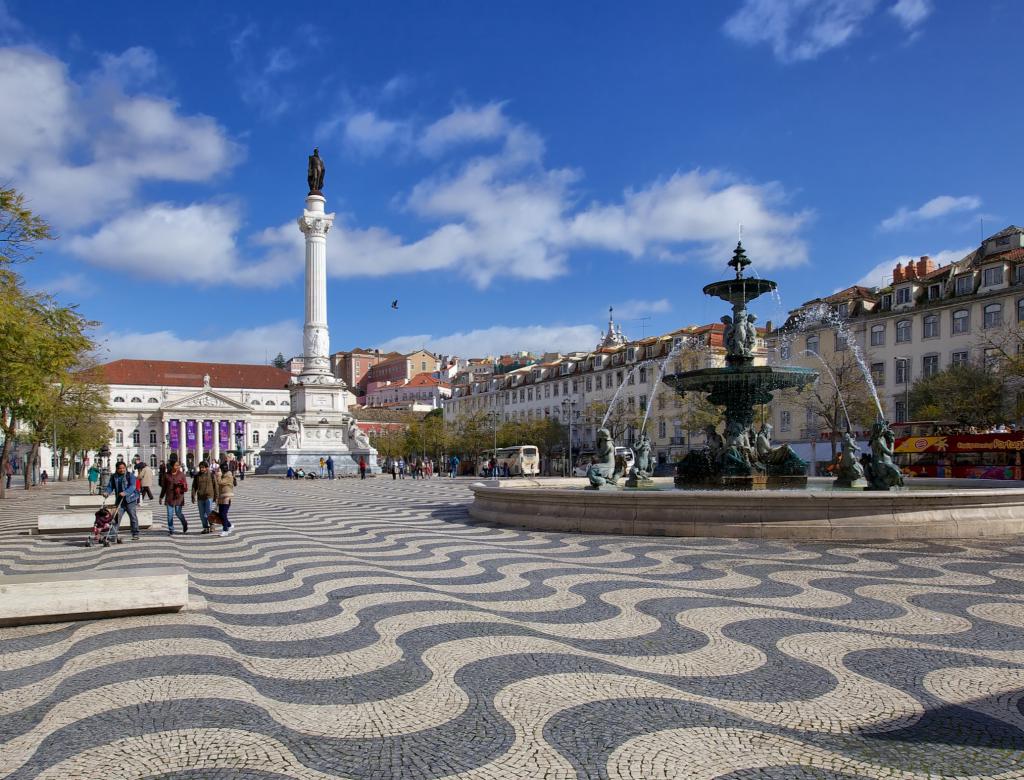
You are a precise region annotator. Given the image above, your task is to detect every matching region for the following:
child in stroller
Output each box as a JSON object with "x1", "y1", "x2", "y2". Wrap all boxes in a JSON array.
[{"x1": 87, "y1": 504, "x2": 123, "y2": 547}]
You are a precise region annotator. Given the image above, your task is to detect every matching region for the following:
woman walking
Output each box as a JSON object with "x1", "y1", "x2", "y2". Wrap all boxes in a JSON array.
[
  {"x1": 87, "y1": 463, "x2": 100, "y2": 494},
  {"x1": 136, "y1": 461, "x2": 154, "y2": 503},
  {"x1": 215, "y1": 464, "x2": 237, "y2": 537},
  {"x1": 159, "y1": 460, "x2": 189, "y2": 535}
]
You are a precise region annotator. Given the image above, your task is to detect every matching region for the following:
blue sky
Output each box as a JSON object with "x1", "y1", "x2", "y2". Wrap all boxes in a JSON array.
[{"x1": 3, "y1": 0, "x2": 1020, "y2": 363}]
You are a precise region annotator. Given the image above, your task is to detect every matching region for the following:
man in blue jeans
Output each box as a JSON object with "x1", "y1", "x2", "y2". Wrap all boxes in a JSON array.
[
  {"x1": 190, "y1": 461, "x2": 219, "y2": 534},
  {"x1": 105, "y1": 461, "x2": 141, "y2": 541},
  {"x1": 448, "y1": 454, "x2": 460, "y2": 479}
]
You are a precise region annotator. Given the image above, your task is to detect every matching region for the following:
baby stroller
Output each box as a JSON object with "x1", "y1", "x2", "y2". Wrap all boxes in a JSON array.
[{"x1": 86, "y1": 498, "x2": 124, "y2": 547}]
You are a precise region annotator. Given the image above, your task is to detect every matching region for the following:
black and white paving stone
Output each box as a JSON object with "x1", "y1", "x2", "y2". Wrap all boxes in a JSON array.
[{"x1": 2, "y1": 477, "x2": 1024, "y2": 778}]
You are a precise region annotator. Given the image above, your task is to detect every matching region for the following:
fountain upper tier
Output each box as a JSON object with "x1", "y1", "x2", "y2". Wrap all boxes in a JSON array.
[{"x1": 703, "y1": 276, "x2": 777, "y2": 307}]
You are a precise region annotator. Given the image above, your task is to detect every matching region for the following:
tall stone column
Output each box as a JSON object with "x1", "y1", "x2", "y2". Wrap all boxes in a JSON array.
[{"x1": 298, "y1": 195, "x2": 335, "y2": 378}]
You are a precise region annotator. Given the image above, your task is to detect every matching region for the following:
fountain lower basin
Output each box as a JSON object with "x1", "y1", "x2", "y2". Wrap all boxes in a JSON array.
[{"x1": 468, "y1": 477, "x2": 1024, "y2": 541}]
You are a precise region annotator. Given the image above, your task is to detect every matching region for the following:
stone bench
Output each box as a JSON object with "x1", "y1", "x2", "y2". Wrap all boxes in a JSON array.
[
  {"x1": 67, "y1": 495, "x2": 114, "y2": 508},
  {"x1": 37, "y1": 510, "x2": 154, "y2": 534},
  {"x1": 0, "y1": 566, "x2": 189, "y2": 626}
]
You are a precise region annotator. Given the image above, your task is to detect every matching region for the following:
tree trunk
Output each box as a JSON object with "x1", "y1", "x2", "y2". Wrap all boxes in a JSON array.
[
  {"x1": 57, "y1": 448, "x2": 65, "y2": 481},
  {"x1": 26, "y1": 442, "x2": 39, "y2": 489}
]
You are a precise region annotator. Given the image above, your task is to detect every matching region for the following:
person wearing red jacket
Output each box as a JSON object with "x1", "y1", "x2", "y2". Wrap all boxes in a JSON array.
[{"x1": 159, "y1": 460, "x2": 189, "y2": 535}]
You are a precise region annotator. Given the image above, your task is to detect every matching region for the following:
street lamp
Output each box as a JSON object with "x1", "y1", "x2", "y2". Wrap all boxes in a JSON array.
[
  {"x1": 561, "y1": 397, "x2": 577, "y2": 476},
  {"x1": 895, "y1": 356, "x2": 911, "y2": 425}
]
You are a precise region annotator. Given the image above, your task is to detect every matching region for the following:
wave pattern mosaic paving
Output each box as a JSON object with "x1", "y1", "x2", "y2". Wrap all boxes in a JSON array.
[{"x1": 2, "y1": 478, "x2": 1024, "y2": 779}]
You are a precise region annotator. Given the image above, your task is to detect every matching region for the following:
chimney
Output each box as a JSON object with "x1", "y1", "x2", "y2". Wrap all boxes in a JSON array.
[
  {"x1": 893, "y1": 262, "x2": 904, "y2": 284},
  {"x1": 916, "y1": 255, "x2": 934, "y2": 276}
]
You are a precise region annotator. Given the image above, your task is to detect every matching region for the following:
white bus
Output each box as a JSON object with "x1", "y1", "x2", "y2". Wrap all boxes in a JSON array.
[
  {"x1": 573, "y1": 446, "x2": 635, "y2": 477},
  {"x1": 478, "y1": 445, "x2": 540, "y2": 477}
]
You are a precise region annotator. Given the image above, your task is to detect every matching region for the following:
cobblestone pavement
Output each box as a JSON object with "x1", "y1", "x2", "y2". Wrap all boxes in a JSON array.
[{"x1": 2, "y1": 477, "x2": 1024, "y2": 779}]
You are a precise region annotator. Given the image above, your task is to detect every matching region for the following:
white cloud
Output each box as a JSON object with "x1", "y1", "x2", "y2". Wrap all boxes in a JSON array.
[
  {"x1": 331, "y1": 104, "x2": 810, "y2": 286},
  {"x1": 0, "y1": 46, "x2": 240, "y2": 229},
  {"x1": 889, "y1": 0, "x2": 932, "y2": 30},
  {"x1": 343, "y1": 110, "x2": 411, "y2": 155},
  {"x1": 610, "y1": 299, "x2": 672, "y2": 321},
  {"x1": 880, "y1": 195, "x2": 981, "y2": 231},
  {"x1": 67, "y1": 202, "x2": 300, "y2": 288},
  {"x1": 96, "y1": 320, "x2": 301, "y2": 364},
  {"x1": 418, "y1": 102, "x2": 510, "y2": 156},
  {"x1": 724, "y1": 0, "x2": 880, "y2": 62},
  {"x1": 36, "y1": 272, "x2": 96, "y2": 299},
  {"x1": 853, "y1": 246, "x2": 973, "y2": 288},
  {"x1": 379, "y1": 323, "x2": 603, "y2": 358}
]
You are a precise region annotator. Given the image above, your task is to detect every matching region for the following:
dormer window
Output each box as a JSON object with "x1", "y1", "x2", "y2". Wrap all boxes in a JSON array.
[
  {"x1": 895, "y1": 287, "x2": 911, "y2": 305},
  {"x1": 928, "y1": 284, "x2": 941, "y2": 301},
  {"x1": 955, "y1": 275, "x2": 973, "y2": 296},
  {"x1": 982, "y1": 266, "x2": 1004, "y2": 287},
  {"x1": 626, "y1": 347, "x2": 636, "y2": 361},
  {"x1": 881, "y1": 294, "x2": 892, "y2": 310}
]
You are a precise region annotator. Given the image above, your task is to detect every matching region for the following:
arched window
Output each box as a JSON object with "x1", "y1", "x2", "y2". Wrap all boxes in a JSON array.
[
  {"x1": 281, "y1": 401, "x2": 289, "y2": 407},
  {"x1": 131, "y1": 429, "x2": 140, "y2": 445},
  {"x1": 113, "y1": 396, "x2": 125, "y2": 403},
  {"x1": 896, "y1": 320, "x2": 911, "y2": 343},
  {"x1": 115, "y1": 429, "x2": 124, "y2": 444},
  {"x1": 149, "y1": 454, "x2": 157, "y2": 467},
  {"x1": 147, "y1": 397, "x2": 158, "y2": 404},
  {"x1": 952, "y1": 309, "x2": 970, "y2": 334},
  {"x1": 806, "y1": 334, "x2": 819, "y2": 355},
  {"x1": 984, "y1": 303, "x2": 1002, "y2": 328},
  {"x1": 251, "y1": 400, "x2": 261, "y2": 405},
  {"x1": 870, "y1": 324, "x2": 885, "y2": 346},
  {"x1": 149, "y1": 430, "x2": 157, "y2": 444},
  {"x1": 923, "y1": 314, "x2": 939, "y2": 338},
  {"x1": 265, "y1": 400, "x2": 276, "y2": 406},
  {"x1": 130, "y1": 396, "x2": 142, "y2": 403}
]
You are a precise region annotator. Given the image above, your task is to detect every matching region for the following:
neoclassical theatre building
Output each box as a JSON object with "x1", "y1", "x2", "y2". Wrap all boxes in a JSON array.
[{"x1": 93, "y1": 360, "x2": 297, "y2": 470}]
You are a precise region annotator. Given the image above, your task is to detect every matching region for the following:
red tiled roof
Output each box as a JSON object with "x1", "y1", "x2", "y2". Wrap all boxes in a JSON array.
[
  {"x1": 406, "y1": 372, "x2": 445, "y2": 387},
  {"x1": 94, "y1": 359, "x2": 292, "y2": 390}
]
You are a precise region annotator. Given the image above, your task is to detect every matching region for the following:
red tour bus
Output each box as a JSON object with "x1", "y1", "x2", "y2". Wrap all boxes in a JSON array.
[{"x1": 894, "y1": 431, "x2": 1024, "y2": 480}]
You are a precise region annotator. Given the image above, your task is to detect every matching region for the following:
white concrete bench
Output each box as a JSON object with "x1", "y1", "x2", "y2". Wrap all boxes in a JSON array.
[
  {"x1": 67, "y1": 495, "x2": 115, "y2": 508},
  {"x1": 0, "y1": 566, "x2": 189, "y2": 626},
  {"x1": 36, "y1": 510, "x2": 154, "y2": 534}
]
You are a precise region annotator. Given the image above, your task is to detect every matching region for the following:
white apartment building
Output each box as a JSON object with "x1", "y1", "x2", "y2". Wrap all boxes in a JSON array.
[
  {"x1": 443, "y1": 316, "x2": 759, "y2": 467},
  {"x1": 363, "y1": 372, "x2": 452, "y2": 411},
  {"x1": 768, "y1": 225, "x2": 1024, "y2": 463}
]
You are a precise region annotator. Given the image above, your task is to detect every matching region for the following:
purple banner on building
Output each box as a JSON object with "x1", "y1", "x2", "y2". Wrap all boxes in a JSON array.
[
  {"x1": 202, "y1": 420, "x2": 213, "y2": 451},
  {"x1": 168, "y1": 420, "x2": 179, "y2": 450},
  {"x1": 235, "y1": 420, "x2": 245, "y2": 449},
  {"x1": 219, "y1": 420, "x2": 230, "y2": 452},
  {"x1": 185, "y1": 419, "x2": 197, "y2": 450}
]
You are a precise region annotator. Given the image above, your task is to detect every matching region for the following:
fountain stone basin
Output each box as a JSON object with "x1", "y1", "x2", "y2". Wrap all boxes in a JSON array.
[
  {"x1": 662, "y1": 364, "x2": 819, "y2": 400},
  {"x1": 468, "y1": 477, "x2": 1024, "y2": 541}
]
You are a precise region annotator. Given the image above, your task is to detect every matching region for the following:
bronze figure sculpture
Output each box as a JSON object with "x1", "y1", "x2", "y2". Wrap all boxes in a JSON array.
[{"x1": 307, "y1": 148, "x2": 325, "y2": 195}]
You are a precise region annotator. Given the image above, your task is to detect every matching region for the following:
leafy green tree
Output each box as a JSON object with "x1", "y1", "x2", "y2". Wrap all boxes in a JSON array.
[
  {"x1": 909, "y1": 364, "x2": 1003, "y2": 427},
  {"x1": 0, "y1": 187, "x2": 55, "y2": 266},
  {"x1": 677, "y1": 393, "x2": 721, "y2": 449},
  {"x1": 272, "y1": 352, "x2": 287, "y2": 369}
]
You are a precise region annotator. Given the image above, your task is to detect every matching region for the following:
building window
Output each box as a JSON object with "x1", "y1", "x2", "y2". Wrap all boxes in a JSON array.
[
  {"x1": 806, "y1": 334, "x2": 819, "y2": 355},
  {"x1": 951, "y1": 350, "x2": 970, "y2": 367},
  {"x1": 928, "y1": 284, "x2": 941, "y2": 301},
  {"x1": 131, "y1": 429, "x2": 140, "y2": 445},
  {"x1": 265, "y1": 400, "x2": 276, "y2": 406},
  {"x1": 780, "y1": 341, "x2": 791, "y2": 360},
  {"x1": 1016, "y1": 265, "x2": 1024, "y2": 284},
  {"x1": 149, "y1": 430, "x2": 157, "y2": 444},
  {"x1": 952, "y1": 309, "x2": 969, "y2": 334},
  {"x1": 149, "y1": 454, "x2": 157, "y2": 467},
  {"x1": 657, "y1": 395, "x2": 666, "y2": 410},
  {"x1": 251, "y1": 400, "x2": 261, "y2": 405},
  {"x1": 881, "y1": 294, "x2": 892, "y2": 310},
  {"x1": 130, "y1": 396, "x2": 142, "y2": 403},
  {"x1": 896, "y1": 286, "x2": 911, "y2": 305},
  {"x1": 585, "y1": 378, "x2": 592, "y2": 391},
  {"x1": 421, "y1": 362, "x2": 427, "y2": 371},
  {"x1": 639, "y1": 395, "x2": 647, "y2": 412},
  {"x1": 894, "y1": 400, "x2": 907, "y2": 423},
  {"x1": 870, "y1": 324, "x2": 885, "y2": 346},
  {"x1": 834, "y1": 333, "x2": 847, "y2": 351},
  {"x1": 113, "y1": 396, "x2": 125, "y2": 403},
  {"x1": 252, "y1": 431, "x2": 260, "y2": 445},
  {"x1": 955, "y1": 275, "x2": 973, "y2": 295},
  {"x1": 984, "y1": 303, "x2": 1002, "y2": 329},
  {"x1": 923, "y1": 354, "x2": 939, "y2": 378},
  {"x1": 658, "y1": 419, "x2": 666, "y2": 438},
  {"x1": 983, "y1": 266, "x2": 1004, "y2": 287},
  {"x1": 147, "y1": 397, "x2": 158, "y2": 403},
  {"x1": 896, "y1": 320, "x2": 911, "y2": 343},
  {"x1": 115, "y1": 429, "x2": 124, "y2": 444},
  {"x1": 638, "y1": 367, "x2": 647, "y2": 383},
  {"x1": 1018, "y1": 298, "x2": 1024, "y2": 323},
  {"x1": 871, "y1": 362, "x2": 885, "y2": 386},
  {"x1": 895, "y1": 359, "x2": 909, "y2": 384},
  {"x1": 923, "y1": 314, "x2": 939, "y2": 338},
  {"x1": 780, "y1": 410, "x2": 791, "y2": 432},
  {"x1": 627, "y1": 347, "x2": 636, "y2": 361}
]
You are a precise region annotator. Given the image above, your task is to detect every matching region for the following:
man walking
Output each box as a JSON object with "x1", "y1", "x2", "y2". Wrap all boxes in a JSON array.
[
  {"x1": 448, "y1": 454, "x2": 460, "y2": 479},
  {"x1": 136, "y1": 460, "x2": 154, "y2": 503},
  {"x1": 105, "y1": 461, "x2": 141, "y2": 541},
  {"x1": 4, "y1": 459, "x2": 12, "y2": 490},
  {"x1": 190, "y1": 461, "x2": 219, "y2": 534},
  {"x1": 359, "y1": 455, "x2": 366, "y2": 480},
  {"x1": 326, "y1": 455, "x2": 335, "y2": 480},
  {"x1": 159, "y1": 460, "x2": 189, "y2": 535}
]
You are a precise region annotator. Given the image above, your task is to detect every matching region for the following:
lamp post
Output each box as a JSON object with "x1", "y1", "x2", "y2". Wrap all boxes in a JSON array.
[
  {"x1": 561, "y1": 397, "x2": 577, "y2": 476},
  {"x1": 895, "y1": 356, "x2": 911, "y2": 425}
]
